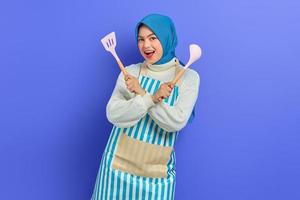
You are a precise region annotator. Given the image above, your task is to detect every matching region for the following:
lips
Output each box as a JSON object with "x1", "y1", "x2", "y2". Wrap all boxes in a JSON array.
[{"x1": 144, "y1": 50, "x2": 155, "y2": 58}]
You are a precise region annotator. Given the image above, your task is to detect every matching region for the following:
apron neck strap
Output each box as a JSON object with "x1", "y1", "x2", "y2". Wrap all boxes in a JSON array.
[
  {"x1": 139, "y1": 58, "x2": 183, "y2": 87},
  {"x1": 174, "y1": 58, "x2": 183, "y2": 87}
]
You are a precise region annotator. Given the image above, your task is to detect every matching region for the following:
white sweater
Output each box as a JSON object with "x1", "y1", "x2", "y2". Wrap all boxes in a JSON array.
[{"x1": 106, "y1": 58, "x2": 200, "y2": 132}]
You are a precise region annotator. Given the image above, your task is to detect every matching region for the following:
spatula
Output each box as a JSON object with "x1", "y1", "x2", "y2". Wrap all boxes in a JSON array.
[
  {"x1": 172, "y1": 44, "x2": 202, "y2": 85},
  {"x1": 101, "y1": 32, "x2": 128, "y2": 76}
]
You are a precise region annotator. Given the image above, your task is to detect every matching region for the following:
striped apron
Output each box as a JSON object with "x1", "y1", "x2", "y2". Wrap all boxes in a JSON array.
[{"x1": 91, "y1": 62, "x2": 182, "y2": 200}]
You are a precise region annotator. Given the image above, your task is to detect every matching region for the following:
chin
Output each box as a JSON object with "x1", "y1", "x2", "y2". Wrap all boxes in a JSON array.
[
  {"x1": 144, "y1": 58, "x2": 159, "y2": 64},
  {"x1": 146, "y1": 60, "x2": 154, "y2": 64}
]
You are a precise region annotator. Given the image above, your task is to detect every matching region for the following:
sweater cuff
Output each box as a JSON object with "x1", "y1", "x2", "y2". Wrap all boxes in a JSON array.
[{"x1": 142, "y1": 92, "x2": 155, "y2": 110}]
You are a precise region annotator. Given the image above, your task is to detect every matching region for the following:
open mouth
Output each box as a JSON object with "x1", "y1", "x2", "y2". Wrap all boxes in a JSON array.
[{"x1": 144, "y1": 50, "x2": 155, "y2": 58}]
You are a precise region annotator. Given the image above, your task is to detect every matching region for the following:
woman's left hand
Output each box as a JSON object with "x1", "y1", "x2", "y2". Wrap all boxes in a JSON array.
[
  {"x1": 125, "y1": 74, "x2": 146, "y2": 96},
  {"x1": 152, "y1": 82, "x2": 174, "y2": 103}
]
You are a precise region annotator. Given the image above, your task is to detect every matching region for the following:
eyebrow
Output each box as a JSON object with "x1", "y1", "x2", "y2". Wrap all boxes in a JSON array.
[{"x1": 138, "y1": 33, "x2": 156, "y2": 38}]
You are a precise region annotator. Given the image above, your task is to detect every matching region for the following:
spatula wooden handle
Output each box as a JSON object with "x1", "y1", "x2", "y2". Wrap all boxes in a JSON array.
[
  {"x1": 116, "y1": 59, "x2": 128, "y2": 76},
  {"x1": 171, "y1": 68, "x2": 185, "y2": 85}
]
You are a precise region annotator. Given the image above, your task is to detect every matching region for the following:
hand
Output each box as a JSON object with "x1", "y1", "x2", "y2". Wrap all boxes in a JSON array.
[
  {"x1": 152, "y1": 82, "x2": 174, "y2": 104},
  {"x1": 125, "y1": 74, "x2": 146, "y2": 96}
]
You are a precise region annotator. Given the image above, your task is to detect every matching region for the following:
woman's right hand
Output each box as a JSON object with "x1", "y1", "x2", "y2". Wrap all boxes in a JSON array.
[{"x1": 152, "y1": 82, "x2": 174, "y2": 104}]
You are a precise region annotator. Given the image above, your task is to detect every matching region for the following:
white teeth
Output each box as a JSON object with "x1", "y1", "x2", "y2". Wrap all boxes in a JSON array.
[{"x1": 144, "y1": 51, "x2": 154, "y2": 54}]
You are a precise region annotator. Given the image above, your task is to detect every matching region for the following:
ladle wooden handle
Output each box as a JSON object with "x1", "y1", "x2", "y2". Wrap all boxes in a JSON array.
[{"x1": 171, "y1": 68, "x2": 185, "y2": 85}]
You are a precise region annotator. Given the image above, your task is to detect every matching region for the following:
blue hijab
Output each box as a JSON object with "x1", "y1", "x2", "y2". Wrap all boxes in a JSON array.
[{"x1": 135, "y1": 14, "x2": 177, "y2": 65}]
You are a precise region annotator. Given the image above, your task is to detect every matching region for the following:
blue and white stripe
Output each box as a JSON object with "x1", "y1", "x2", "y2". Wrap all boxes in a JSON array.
[{"x1": 91, "y1": 75, "x2": 179, "y2": 200}]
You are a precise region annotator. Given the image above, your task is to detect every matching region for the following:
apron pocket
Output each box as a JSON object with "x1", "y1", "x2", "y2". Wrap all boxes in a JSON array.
[{"x1": 112, "y1": 133, "x2": 172, "y2": 178}]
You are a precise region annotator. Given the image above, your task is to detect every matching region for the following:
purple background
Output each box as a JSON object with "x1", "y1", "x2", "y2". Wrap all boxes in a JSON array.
[{"x1": 1, "y1": 0, "x2": 300, "y2": 199}]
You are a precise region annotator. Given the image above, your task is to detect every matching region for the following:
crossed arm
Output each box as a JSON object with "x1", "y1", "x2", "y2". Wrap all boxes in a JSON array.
[{"x1": 106, "y1": 69, "x2": 200, "y2": 132}]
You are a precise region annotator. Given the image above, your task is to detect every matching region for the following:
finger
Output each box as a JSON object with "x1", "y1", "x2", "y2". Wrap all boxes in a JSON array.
[
  {"x1": 127, "y1": 84, "x2": 133, "y2": 91},
  {"x1": 128, "y1": 83, "x2": 135, "y2": 89},
  {"x1": 127, "y1": 74, "x2": 133, "y2": 80},
  {"x1": 126, "y1": 79, "x2": 133, "y2": 86},
  {"x1": 163, "y1": 94, "x2": 170, "y2": 99},
  {"x1": 161, "y1": 92, "x2": 169, "y2": 98},
  {"x1": 126, "y1": 80, "x2": 134, "y2": 87},
  {"x1": 165, "y1": 86, "x2": 171, "y2": 93},
  {"x1": 125, "y1": 74, "x2": 130, "y2": 81},
  {"x1": 162, "y1": 84, "x2": 168, "y2": 89},
  {"x1": 128, "y1": 86, "x2": 134, "y2": 93},
  {"x1": 162, "y1": 91, "x2": 170, "y2": 97},
  {"x1": 167, "y1": 82, "x2": 174, "y2": 87}
]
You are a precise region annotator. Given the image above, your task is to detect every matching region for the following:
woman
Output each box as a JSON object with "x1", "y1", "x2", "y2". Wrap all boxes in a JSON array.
[{"x1": 91, "y1": 13, "x2": 200, "y2": 200}]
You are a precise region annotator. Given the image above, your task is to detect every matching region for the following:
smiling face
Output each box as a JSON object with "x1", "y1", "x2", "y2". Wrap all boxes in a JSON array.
[{"x1": 137, "y1": 25, "x2": 163, "y2": 64}]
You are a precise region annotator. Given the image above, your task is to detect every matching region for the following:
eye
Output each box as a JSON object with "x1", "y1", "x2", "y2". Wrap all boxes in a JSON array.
[
  {"x1": 150, "y1": 36, "x2": 157, "y2": 41},
  {"x1": 138, "y1": 38, "x2": 144, "y2": 42}
]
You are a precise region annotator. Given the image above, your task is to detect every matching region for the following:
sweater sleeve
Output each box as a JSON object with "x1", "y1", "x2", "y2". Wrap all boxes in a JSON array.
[
  {"x1": 106, "y1": 66, "x2": 155, "y2": 128},
  {"x1": 148, "y1": 69, "x2": 200, "y2": 132}
]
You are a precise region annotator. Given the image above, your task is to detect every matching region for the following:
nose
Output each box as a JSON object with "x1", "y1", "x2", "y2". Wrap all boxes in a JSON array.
[{"x1": 144, "y1": 39, "x2": 151, "y2": 48}]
